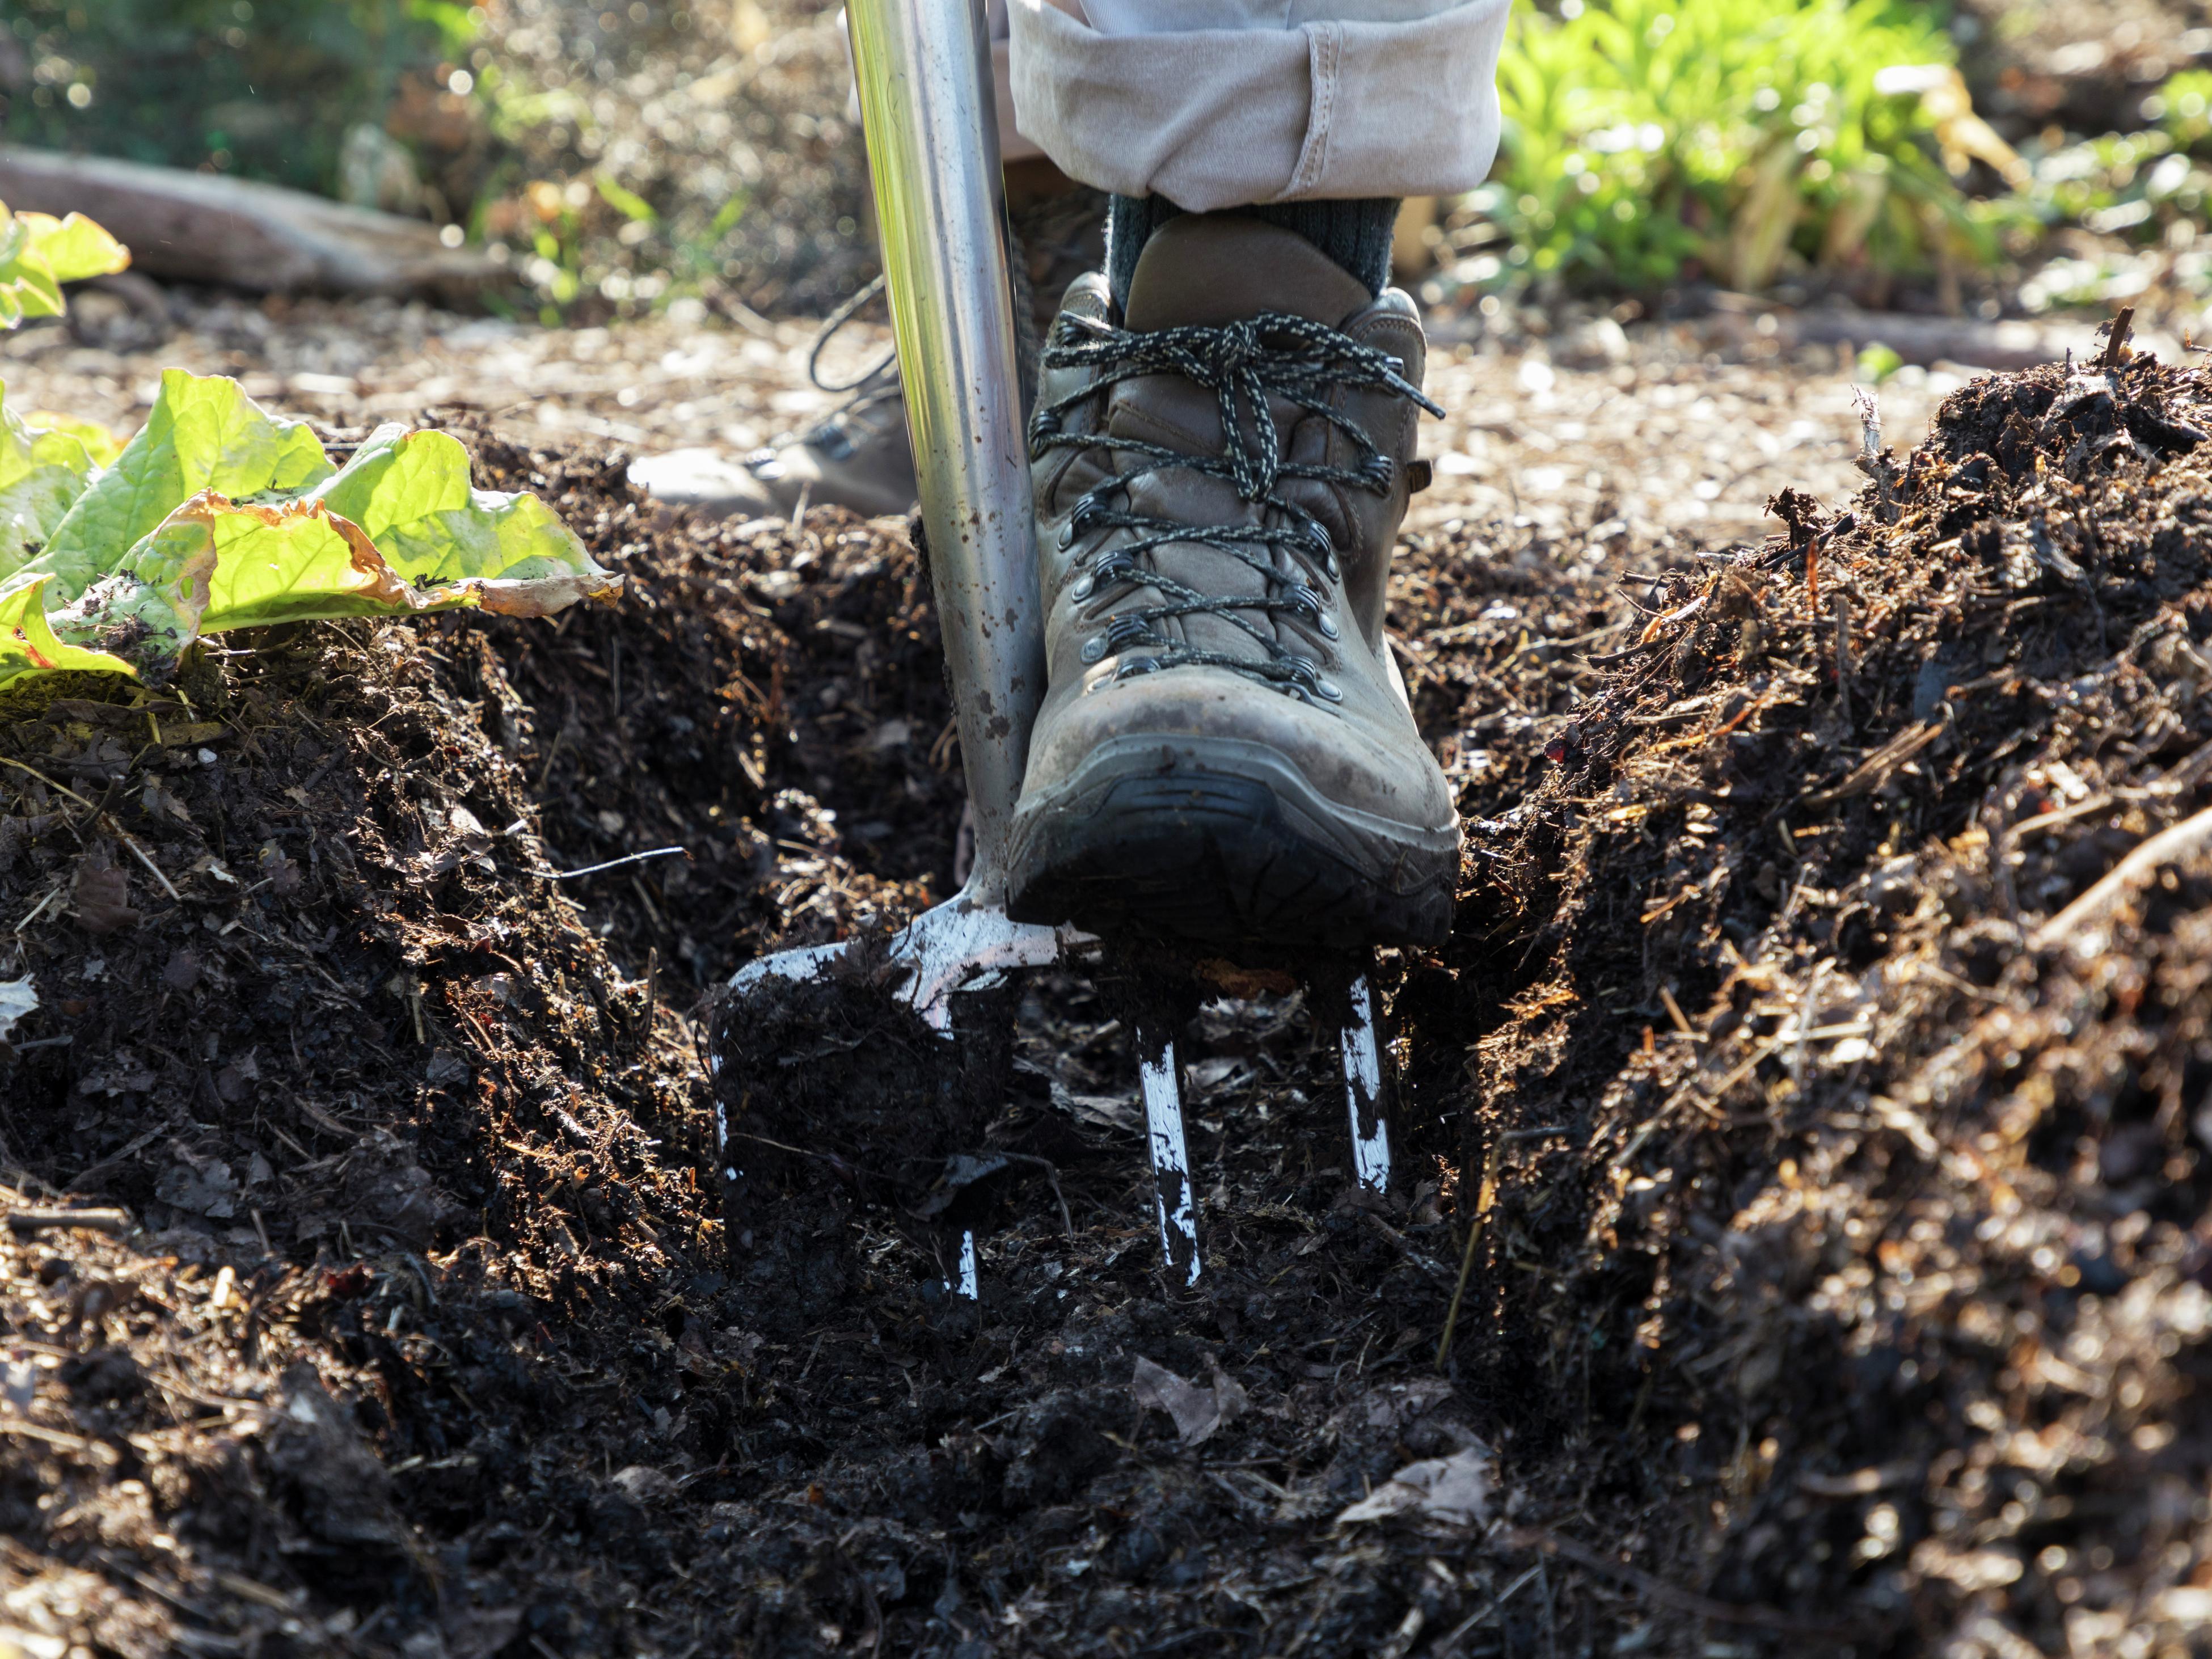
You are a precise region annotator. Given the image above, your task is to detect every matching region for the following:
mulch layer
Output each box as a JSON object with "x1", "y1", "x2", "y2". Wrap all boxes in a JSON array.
[{"x1": 4, "y1": 336, "x2": 2212, "y2": 1659}]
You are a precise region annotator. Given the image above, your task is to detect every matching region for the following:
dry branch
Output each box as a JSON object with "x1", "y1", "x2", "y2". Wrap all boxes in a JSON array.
[{"x1": 2029, "y1": 801, "x2": 2212, "y2": 955}]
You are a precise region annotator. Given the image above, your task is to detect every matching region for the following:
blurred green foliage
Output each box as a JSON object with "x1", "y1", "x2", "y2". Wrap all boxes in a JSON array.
[
  {"x1": 0, "y1": 0, "x2": 477, "y2": 198},
  {"x1": 1987, "y1": 81, "x2": 2212, "y2": 312},
  {"x1": 1441, "y1": 0, "x2": 1993, "y2": 298}
]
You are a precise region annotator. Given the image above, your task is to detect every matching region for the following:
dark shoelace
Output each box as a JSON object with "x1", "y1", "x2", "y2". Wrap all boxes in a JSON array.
[
  {"x1": 780, "y1": 191, "x2": 1111, "y2": 462},
  {"x1": 1028, "y1": 309, "x2": 1442, "y2": 702}
]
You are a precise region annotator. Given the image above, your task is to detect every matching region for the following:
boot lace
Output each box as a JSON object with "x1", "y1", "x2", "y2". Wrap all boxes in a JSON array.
[
  {"x1": 1029, "y1": 309, "x2": 1441, "y2": 703},
  {"x1": 778, "y1": 189, "x2": 1108, "y2": 461},
  {"x1": 784, "y1": 274, "x2": 901, "y2": 462}
]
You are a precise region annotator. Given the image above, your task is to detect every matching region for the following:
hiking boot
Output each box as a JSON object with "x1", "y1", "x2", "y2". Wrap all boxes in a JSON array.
[
  {"x1": 629, "y1": 352, "x2": 916, "y2": 521},
  {"x1": 1001, "y1": 215, "x2": 1460, "y2": 951},
  {"x1": 632, "y1": 183, "x2": 1106, "y2": 522}
]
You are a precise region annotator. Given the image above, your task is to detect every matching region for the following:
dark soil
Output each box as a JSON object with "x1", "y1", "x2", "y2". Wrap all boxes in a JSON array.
[{"x1": 7, "y1": 336, "x2": 2212, "y2": 1658}]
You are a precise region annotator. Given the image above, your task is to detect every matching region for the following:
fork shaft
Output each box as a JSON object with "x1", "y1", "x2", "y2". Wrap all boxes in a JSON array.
[{"x1": 847, "y1": 0, "x2": 1044, "y2": 903}]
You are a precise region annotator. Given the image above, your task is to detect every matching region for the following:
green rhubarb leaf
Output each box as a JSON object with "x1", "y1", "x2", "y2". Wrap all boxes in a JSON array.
[
  {"x1": 0, "y1": 208, "x2": 129, "y2": 328},
  {"x1": 23, "y1": 212, "x2": 130, "y2": 285},
  {"x1": 0, "y1": 574, "x2": 136, "y2": 690},
  {"x1": 53, "y1": 461, "x2": 620, "y2": 676},
  {"x1": 311, "y1": 425, "x2": 610, "y2": 600},
  {"x1": 24, "y1": 411, "x2": 124, "y2": 470},
  {"x1": 11, "y1": 370, "x2": 616, "y2": 687},
  {"x1": 24, "y1": 370, "x2": 332, "y2": 603},
  {"x1": 0, "y1": 383, "x2": 101, "y2": 581}
]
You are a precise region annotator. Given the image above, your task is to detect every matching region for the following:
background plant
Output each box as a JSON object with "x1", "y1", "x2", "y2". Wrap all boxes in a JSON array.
[
  {"x1": 0, "y1": 206, "x2": 617, "y2": 690},
  {"x1": 1434, "y1": 0, "x2": 2004, "y2": 301},
  {"x1": 0, "y1": 0, "x2": 479, "y2": 203}
]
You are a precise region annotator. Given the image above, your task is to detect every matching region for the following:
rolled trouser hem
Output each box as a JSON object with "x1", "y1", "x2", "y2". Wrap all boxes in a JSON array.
[{"x1": 1008, "y1": 0, "x2": 1511, "y2": 210}]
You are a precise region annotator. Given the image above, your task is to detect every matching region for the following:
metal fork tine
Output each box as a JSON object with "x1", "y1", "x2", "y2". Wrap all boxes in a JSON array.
[
  {"x1": 1137, "y1": 1031, "x2": 1202, "y2": 1286},
  {"x1": 1340, "y1": 970, "x2": 1391, "y2": 1197},
  {"x1": 956, "y1": 1228, "x2": 980, "y2": 1301}
]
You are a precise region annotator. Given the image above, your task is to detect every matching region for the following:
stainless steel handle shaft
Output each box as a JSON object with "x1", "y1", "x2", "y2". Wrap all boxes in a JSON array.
[{"x1": 847, "y1": 0, "x2": 1045, "y2": 903}]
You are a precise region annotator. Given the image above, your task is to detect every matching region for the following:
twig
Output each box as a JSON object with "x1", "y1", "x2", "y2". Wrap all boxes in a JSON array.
[
  {"x1": 1437, "y1": 1141, "x2": 1501, "y2": 1371},
  {"x1": 992, "y1": 1151, "x2": 1076, "y2": 1239},
  {"x1": 725, "y1": 1130, "x2": 893, "y2": 1184},
  {"x1": 6, "y1": 1206, "x2": 131, "y2": 1236},
  {"x1": 0, "y1": 754, "x2": 102, "y2": 814},
  {"x1": 1359, "y1": 1211, "x2": 1455, "y2": 1288},
  {"x1": 2031, "y1": 800, "x2": 2212, "y2": 953},
  {"x1": 1833, "y1": 591, "x2": 1854, "y2": 731},
  {"x1": 64, "y1": 1129, "x2": 160, "y2": 1193},
  {"x1": 116, "y1": 832, "x2": 183, "y2": 901},
  {"x1": 0, "y1": 1419, "x2": 100, "y2": 1454},
  {"x1": 2100, "y1": 304, "x2": 2135, "y2": 370},
  {"x1": 1502, "y1": 1525, "x2": 1869, "y2": 1637},
  {"x1": 1429, "y1": 1564, "x2": 1544, "y2": 1658},
  {"x1": 1800, "y1": 710, "x2": 1949, "y2": 807},
  {"x1": 1437, "y1": 1126, "x2": 1569, "y2": 1369},
  {"x1": 546, "y1": 846, "x2": 685, "y2": 881},
  {"x1": 0, "y1": 756, "x2": 181, "y2": 900}
]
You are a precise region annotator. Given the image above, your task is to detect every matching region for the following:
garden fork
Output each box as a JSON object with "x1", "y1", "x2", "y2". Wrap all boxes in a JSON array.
[{"x1": 720, "y1": 0, "x2": 1395, "y2": 1293}]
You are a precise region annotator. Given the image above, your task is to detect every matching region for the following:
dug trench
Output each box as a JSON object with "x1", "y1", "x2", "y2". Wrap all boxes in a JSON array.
[{"x1": 5, "y1": 345, "x2": 2212, "y2": 1657}]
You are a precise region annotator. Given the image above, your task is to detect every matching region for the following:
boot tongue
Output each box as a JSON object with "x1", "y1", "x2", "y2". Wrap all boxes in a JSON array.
[{"x1": 1121, "y1": 214, "x2": 1372, "y2": 334}]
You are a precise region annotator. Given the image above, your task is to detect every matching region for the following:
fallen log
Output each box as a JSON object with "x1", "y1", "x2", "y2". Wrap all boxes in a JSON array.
[
  {"x1": 0, "y1": 145, "x2": 498, "y2": 299},
  {"x1": 1776, "y1": 307, "x2": 2176, "y2": 373}
]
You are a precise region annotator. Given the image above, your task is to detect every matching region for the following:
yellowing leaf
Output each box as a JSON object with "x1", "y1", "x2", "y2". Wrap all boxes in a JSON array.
[{"x1": 0, "y1": 573, "x2": 136, "y2": 690}]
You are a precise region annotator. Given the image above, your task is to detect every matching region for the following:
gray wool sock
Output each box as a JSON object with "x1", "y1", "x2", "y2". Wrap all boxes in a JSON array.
[{"x1": 1105, "y1": 195, "x2": 1401, "y2": 313}]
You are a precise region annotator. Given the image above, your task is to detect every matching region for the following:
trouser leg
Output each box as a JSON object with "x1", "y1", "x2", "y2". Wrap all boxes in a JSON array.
[{"x1": 1006, "y1": 0, "x2": 1513, "y2": 212}]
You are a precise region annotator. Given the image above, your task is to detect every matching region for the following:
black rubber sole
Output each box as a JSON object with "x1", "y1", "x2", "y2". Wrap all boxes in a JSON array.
[{"x1": 1004, "y1": 768, "x2": 1455, "y2": 952}]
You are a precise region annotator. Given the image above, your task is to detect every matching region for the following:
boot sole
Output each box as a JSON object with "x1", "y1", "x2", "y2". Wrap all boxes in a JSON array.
[{"x1": 1002, "y1": 735, "x2": 1458, "y2": 951}]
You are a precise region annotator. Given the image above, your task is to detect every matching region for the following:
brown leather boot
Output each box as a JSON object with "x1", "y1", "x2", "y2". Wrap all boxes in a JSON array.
[
  {"x1": 1001, "y1": 214, "x2": 1460, "y2": 951},
  {"x1": 632, "y1": 184, "x2": 1107, "y2": 522}
]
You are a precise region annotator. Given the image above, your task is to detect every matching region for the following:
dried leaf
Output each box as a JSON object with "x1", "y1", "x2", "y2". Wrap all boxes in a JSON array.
[
  {"x1": 1335, "y1": 1446, "x2": 1493, "y2": 1528},
  {"x1": 1131, "y1": 1354, "x2": 1247, "y2": 1446},
  {"x1": 72, "y1": 850, "x2": 137, "y2": 935}
]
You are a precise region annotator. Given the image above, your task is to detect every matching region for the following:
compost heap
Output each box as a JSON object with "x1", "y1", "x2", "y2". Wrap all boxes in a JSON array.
[{"x1": 2, "y1": 344, "x2": 2211, "y2": 1659}]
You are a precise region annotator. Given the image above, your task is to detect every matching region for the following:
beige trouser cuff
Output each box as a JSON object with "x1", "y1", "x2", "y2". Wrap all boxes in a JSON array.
[{"x1": 1007, "y1": 0, "x2": 1511, "y2": 210}]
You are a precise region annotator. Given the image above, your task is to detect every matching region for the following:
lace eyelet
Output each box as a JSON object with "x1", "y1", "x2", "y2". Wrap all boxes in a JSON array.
[
  {"x1": 1361, "y1": 455, "x2": 1394, "y2": 489},
  {"x1": 1315, "y1": 677, "x2": 1344, "y2": 703},
  {"x1": 1069, "y1": 573, "x2": 1095, "y2": 601},
  {"x1": 1318, "y1": 613, "x2": 1340, "y2": 641},
  {"x1": 1115, "y1": 656, "x2": 1162, "y2": 681},
  {"x1": 1032, "y1": 411, "x2": 1061, "y2": 438},
  {"x1": 1080, "y1": 635, "x2": 1107, "y2": 664}
]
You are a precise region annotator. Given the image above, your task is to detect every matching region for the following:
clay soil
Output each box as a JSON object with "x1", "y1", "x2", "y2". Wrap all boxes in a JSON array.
[{"x1": 6, "y1": 328, "x2": 2212, "y2": 1659}]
